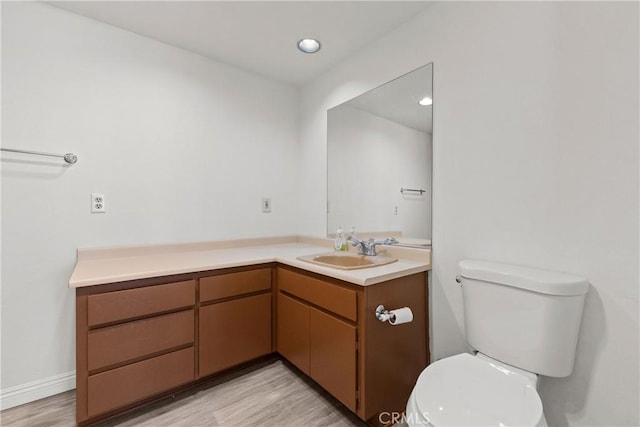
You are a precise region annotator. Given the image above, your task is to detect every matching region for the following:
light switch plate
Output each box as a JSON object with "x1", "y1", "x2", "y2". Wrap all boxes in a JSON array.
[{"x1": 262, "y1": 197, "x2": 271, "y2": 213}]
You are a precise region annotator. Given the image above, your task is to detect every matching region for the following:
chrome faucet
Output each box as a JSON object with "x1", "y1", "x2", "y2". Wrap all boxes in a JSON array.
[{"x1": 349, "y1": 237, "x2": 398, "y2": 256}]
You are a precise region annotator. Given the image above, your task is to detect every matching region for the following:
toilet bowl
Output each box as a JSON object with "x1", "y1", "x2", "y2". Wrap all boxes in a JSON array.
[
  {"x1": 405, "y1": 260, "x2": 588, "y2": 427},
  {"x1": 405, "y1": 353, "x2": 547, "y2": 427}
]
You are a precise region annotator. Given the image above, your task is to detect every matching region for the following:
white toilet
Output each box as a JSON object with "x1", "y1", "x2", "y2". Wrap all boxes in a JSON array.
[{"x1": 406, "y1": 260, "x2": 589, "y2": 427}]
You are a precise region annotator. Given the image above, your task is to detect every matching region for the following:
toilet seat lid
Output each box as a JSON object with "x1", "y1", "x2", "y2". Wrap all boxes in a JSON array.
[{"x1": 413, "y1": 353, "x2": 543, "y2": 427}]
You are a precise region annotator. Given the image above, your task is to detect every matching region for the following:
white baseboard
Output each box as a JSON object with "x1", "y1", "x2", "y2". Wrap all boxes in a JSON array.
[{"x1": 0, "y1": 371, "x2": 76, "y2": 411}]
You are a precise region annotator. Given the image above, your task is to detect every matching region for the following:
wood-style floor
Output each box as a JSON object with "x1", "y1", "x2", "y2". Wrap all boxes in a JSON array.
[{"x1": 0, "y1": 359, "x2": 366, "y2": 427}]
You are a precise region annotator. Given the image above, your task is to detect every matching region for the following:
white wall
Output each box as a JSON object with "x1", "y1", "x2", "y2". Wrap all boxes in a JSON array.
[
  {"x1": 327, "y1": 105, "x2": 431, "y2": 238},
  {"x1": 299, "y1": 2, "x2": 639, "y2": 426},
  {"x1": 1, "y1": 2, "x2": 298, "y2": 402}
]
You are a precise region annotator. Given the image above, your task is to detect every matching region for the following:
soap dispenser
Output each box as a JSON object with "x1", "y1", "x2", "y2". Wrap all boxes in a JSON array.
[{"x1": 334, "y1": 226, "x2": 348, "y2": 251}]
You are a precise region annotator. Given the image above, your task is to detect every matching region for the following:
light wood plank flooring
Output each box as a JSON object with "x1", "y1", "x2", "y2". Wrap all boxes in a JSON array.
[{"x1": 1, "y1": 359, "x2": 366, "y2": 427}]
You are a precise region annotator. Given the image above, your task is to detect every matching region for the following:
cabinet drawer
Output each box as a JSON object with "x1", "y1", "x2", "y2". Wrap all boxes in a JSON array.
[
  {"x1": 88, "y1": 310, "x2": 194, "y2": 372},
  {"x1": 199, "y1": 293, "x2": 272, "y2": 376},
  {"x1": 88, "y1": 280, "x2": 195, "y2": 327},
  {"x1": 278, "y1": 268, "x2": 357, "y2": 321},
  {"x1": 200, "y1": 268, "x2": 271, "y2": 302},
  {"x1": 87, "y1": 347, "x2": 194, "y2": 417}
]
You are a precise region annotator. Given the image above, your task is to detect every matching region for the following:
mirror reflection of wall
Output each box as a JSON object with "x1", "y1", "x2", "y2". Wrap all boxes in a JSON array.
[{"x1": 327, "y1": 64, "x2": 433, "y2": 246}]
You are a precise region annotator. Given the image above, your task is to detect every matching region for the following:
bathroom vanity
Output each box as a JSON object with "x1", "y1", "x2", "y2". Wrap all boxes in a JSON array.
[
  {"x1": 71, "y1": 240, "x2": 430, "y2": 426},
  {"x1": 276, "y1": 265, "x2": 427, "y2": 420}
]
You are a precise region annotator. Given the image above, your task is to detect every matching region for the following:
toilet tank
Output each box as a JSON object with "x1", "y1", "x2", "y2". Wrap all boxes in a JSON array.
[{"x1": 459, "y1": 260, "x2": 589, "y2": 377}]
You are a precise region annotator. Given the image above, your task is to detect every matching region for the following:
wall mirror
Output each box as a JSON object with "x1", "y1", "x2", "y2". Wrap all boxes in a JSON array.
[{"x1": 327, "y1": 63, "x2": 433, "y2": 247}]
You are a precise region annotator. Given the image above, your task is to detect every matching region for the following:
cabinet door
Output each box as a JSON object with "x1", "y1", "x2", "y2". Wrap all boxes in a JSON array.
[
  {"x1": 199, "y1": 293, "x2": 272, "y2": 377},
  {"x1": 276, "y1": 293, "x2": 310, "y2": 374},
  {"x1": 309, "y1": 307, "x2": 357, "y2": 411}
]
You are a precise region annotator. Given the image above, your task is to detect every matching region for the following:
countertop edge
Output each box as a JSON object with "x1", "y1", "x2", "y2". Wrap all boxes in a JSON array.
[
  {"x1": 275, "y1": 258, "x2": 430, "y2": 286},
  {"x1": 68, "y1": 258, "x2": 278, "y2": 288},
  {"x1": 69, "y1": 243, "x2": 431, "y2": 289}
]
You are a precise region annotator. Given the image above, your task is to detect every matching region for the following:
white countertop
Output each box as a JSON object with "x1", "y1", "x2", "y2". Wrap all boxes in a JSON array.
[{"x1": 69, "y1": 238, "x2": 431, "y2": 288}]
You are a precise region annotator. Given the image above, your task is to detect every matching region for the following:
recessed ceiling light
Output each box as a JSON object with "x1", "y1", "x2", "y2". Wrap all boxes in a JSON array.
[
  {"x1": 298, "y1": 38, "x2": 321, "y2": 54},
  {"x1": 418, "y1": 97, "x2": 432, "y2": 106}
]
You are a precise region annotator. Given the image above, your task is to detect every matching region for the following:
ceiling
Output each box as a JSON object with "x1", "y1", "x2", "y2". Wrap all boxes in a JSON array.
[{"x1": 48, "y1": 1, "x2": 431, "y2": 86}]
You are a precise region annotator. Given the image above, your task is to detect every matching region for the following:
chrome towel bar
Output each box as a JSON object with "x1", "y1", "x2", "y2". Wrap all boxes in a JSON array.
[
  {"x1": 400, "y1": 187, "x2": 425, "y2": 195},
  {"x1": 1, "y1": 147, "x2": 77, "y2": 164}
]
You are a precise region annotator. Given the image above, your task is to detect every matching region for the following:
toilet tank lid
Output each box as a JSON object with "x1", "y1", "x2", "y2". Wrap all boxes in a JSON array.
[{"x1": 459, "y1": 260, "x2": 589, "y2": 296}]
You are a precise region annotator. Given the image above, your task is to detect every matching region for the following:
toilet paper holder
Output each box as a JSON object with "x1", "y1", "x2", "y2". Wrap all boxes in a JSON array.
[
  {"x1": 375, "y1": 305, "x2": 414, "y2": 325},
  {"x1": 375, "y1": 305, "x2": 395, "y2": 323}
]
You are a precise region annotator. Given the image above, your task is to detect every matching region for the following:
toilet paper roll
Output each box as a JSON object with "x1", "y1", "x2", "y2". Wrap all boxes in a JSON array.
[{"x1": 389, "y1": 307, "x2": 413, "y2": 325}]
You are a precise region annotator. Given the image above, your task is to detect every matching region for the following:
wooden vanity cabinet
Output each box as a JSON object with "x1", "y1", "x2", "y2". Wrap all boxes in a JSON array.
[
  {"x1": 276, "y1": 267, "x2": 359, "y2": 411},
  {"x1": 76, "y1": 277, "x2": 197, "y2": 424},
  {"x1": 277, "y1": 290, "x2": 357, "y2": 411},
  {"x1": 198, "y1": 268, "x2": 273, "y2": 376},
  {"x1": 76, "y1": 266, "x2": 275, "y2": 426},
  {"x1": 275, "y1": 266, "x2": 428, "y2": 424},
  {"x1": 76, "y1": 261, "x2": 427, "y2": 426}
]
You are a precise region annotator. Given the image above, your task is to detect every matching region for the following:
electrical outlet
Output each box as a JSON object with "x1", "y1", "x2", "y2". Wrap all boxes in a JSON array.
[
  {"x1": 262, "y1": 197, "x2": 271, "y2": 213},
  {"x1": 91, "y1": 193, "x2": 106, "y2": 213},
  {"x1": 394, "y1": 206, "x2": 399, "y2": 215}
]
